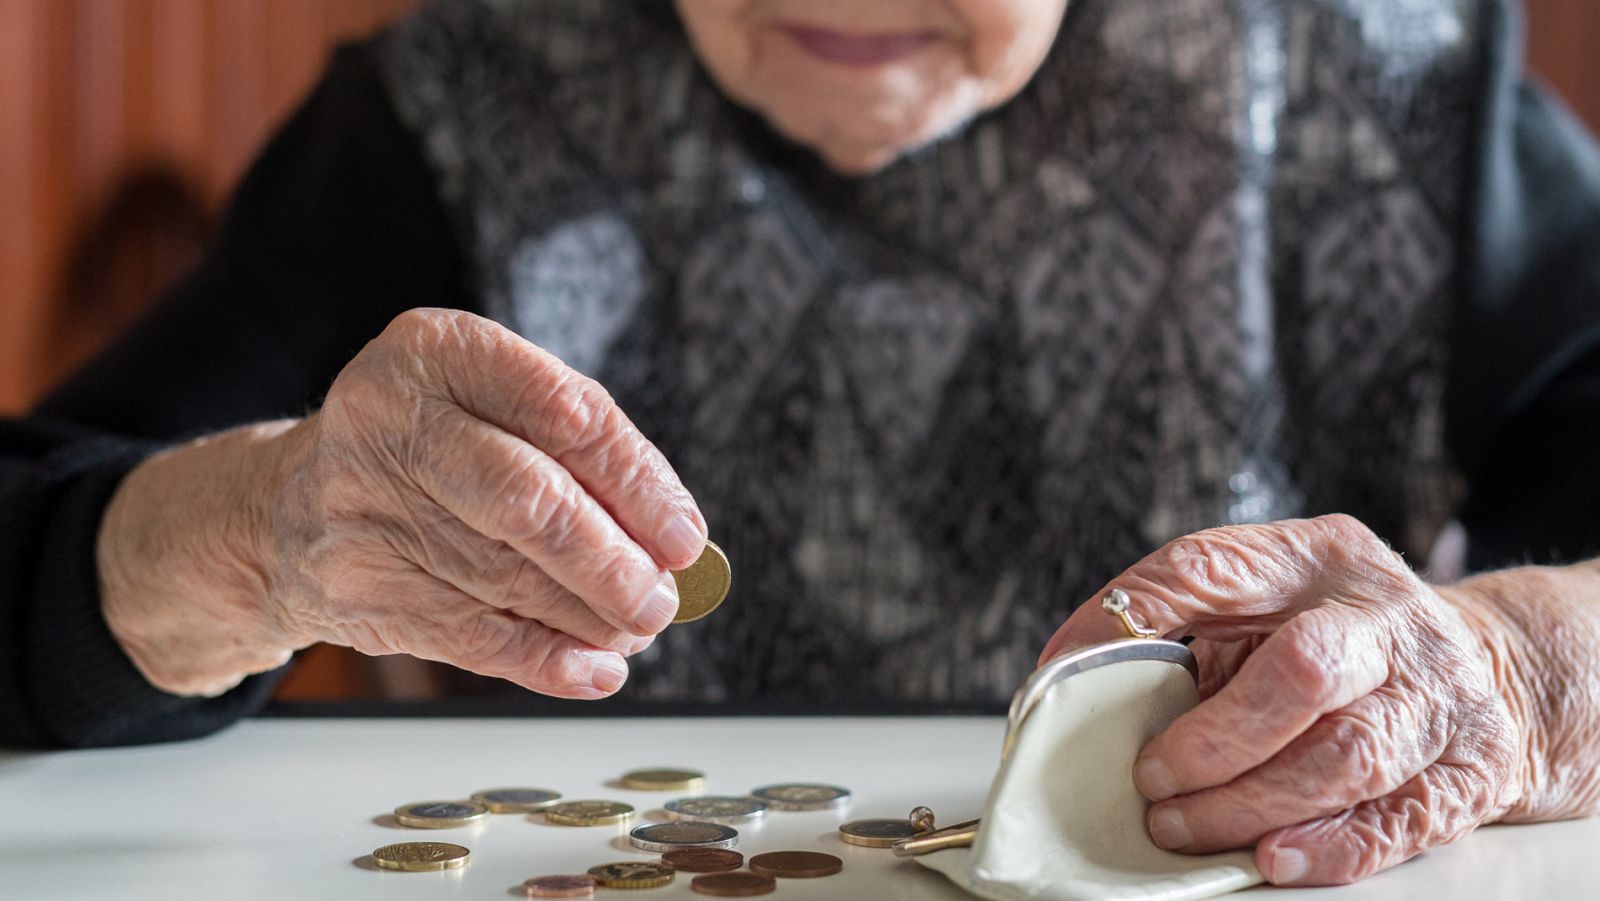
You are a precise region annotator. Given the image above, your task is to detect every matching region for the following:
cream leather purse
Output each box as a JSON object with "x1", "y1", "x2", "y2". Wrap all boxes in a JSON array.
[{"x1": 901, "y1": 595, "x2": 1263, "y2": 901}]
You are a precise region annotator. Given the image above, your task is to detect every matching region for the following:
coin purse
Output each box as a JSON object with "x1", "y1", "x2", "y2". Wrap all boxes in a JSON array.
[{"x1": 907, "y1": 631, "x2": 1263, "y2": 901}]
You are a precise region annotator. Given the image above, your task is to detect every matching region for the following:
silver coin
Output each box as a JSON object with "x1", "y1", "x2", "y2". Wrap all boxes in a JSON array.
[
  {"x1": 749, "y1": 783, "x2": 852, "y2": 811},
  {"x1": 392, "y1": 800, "x2": 491, "y2": 828},
  {"x1": 627, "y1": 821, "x2": 740, "y2": 853},
  {"x1": 664, "y1": 796, "x2": 770, "y2": 824},
  {"x1": 471, "y1": 787, "x2": 562, "y2": 813},
  {"x1": 395, "y1": 806, "x2": 480, "y2": 819}
]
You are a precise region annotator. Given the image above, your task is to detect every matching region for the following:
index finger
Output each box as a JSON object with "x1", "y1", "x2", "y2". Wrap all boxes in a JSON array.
[{"x1": 402, "y1": 309, "x2": 708, "y2": 570}]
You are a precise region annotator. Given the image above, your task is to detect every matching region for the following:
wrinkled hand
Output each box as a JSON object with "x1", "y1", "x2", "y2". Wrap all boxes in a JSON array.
[
  {"x1": 104, "y1": 309, "x2": 705, "y2": 699},
  {"x1": 1039, "y1": 515, "x2": 1533, "y2": 886}
]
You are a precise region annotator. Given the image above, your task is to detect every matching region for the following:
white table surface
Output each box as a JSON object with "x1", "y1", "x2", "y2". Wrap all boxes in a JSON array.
[{"x1": 0, "y1": 717, "x2": 1594, "y2": 900}]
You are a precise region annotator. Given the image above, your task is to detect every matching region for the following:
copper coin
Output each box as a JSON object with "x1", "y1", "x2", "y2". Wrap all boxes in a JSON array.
[
  {"x1": 690, "y1": 872, "x2": 777, "y2": 896},
  {"x1": 747, "y1": 851, "x2": 843, "y2": 879},
  {"x1": 662, "y1": 848, "x2": 744, "y2": 873}
]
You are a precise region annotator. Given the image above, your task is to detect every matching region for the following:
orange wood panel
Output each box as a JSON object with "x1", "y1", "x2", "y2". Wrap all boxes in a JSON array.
[
  {"x1": 1526, "y1": 0, "x2": 1600, "y2": 134},
  {"x1": 2, "y1": 0, "x2": 420, "y2": 413}
]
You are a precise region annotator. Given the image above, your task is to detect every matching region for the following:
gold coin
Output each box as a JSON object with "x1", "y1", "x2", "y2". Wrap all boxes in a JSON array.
[
  {"x1": 371, "y1": 841, "x2": 470, "y2": 871},
  {"x1": 393, "y1": 800, "x2": 490, "y2": 828},
  {"x1": 544, "y1": 800, "x2": 635, "y2": 826},
  {"x1": 621, "y1": 768, "x2": 706, "y2": 791},
  {"x1": 839, "y1": 818, "x2": 919, "y2": 848},
  {"x1": 470, "y1": 787, "x2": 562, "y2": 813},
  {"x1": 586, "y1": 861, "x2": 675, "y2": 889},
  {"x1": 672, "y1": 540, "x2": 731, "y2": 624}
]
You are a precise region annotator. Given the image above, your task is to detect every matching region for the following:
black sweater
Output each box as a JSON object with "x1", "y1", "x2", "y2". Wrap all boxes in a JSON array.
[{"x1": 4, "y1": 12, "x2": 1599, "y2": 746}]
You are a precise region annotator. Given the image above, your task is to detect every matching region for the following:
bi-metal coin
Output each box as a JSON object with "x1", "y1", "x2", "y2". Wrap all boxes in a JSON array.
[
  {"x1": 839, "y1": 818, "x2": 919, "y2": 848},
  {"x1": 371, "y1": 841, "x2": 470, "y2": 871},
  {"x1": 472, "y1": 787, "x2": 562, "y2": 813},
  {"x1": 543, "y1": 800, "x2": 635, "y2": 827},
  {"x1": 524, "y1": 873, "x2": 597, "y2": 898},
  {"x1": 664, "y1": 796, "x2": 768, "y2": 824},
  {"x1": 628, "y1": 821, "x2": 739, "y2": 853},
  {"x1": 392, "y1": 800, "x2": 490, "y2": 829},
  {"x1": 690, "y1": 871, "x2": 777, "y2": 896},
  {"x1": 660, "y1": 848, "x2": 744, "y2": 873},
  {"x1": 747, "y1": 851, "x2": 843, "y2": 879},
  {"x1": 672, "y1": 540, "x2": 732, "y2": 623},
  {"x1": 620, "y1": 767, "x2": 706, "y2": 791},
  {"x1": 749, "y1": 783, "x2": 852, "y2": 811},
  {"x1": 586, "y1": 862, "x2": 676, "y2": 889}
]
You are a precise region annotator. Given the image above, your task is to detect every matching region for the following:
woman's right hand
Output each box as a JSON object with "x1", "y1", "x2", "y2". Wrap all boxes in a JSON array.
[{"x1": 99, "y1": 308, "x2": 707, "y2": 699}]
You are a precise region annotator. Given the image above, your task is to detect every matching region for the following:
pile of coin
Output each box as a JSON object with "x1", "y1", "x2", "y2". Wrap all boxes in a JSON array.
[{"x1": 367, "y1": 771, "x2": 890, "y2": 894}]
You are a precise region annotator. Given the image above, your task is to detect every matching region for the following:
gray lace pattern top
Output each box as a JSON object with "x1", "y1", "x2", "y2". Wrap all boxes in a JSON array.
[{"x1": 375, "y1": 0, "x2": 1480, "y2": 705}]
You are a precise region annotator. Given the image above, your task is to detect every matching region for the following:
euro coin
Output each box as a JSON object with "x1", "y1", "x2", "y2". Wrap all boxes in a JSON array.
[
  {"x1": 393, "y1": 800, "x2": 490, "y2": 828},
  {"x1": 472, "y1": 787, "x2": 562, "y2": 813},
  {"x1": 621, "y1": 767, "x2": 705, "y2": 791},
  {"x1": 665, "y1": 796, "x2": 768, "y2": 824},
  {"x1": 747, "y1": 851, "x2": 843, "y2": 879},
  {"x1": 543, "y1": 800, "x2": 635, "y2": 826},
  {"x1": 524, "y1": 874, "x2": 597, "y2": 898},
  {"x1": 586, "y1": 862, "x2": 675, "y2": 889},
  {"x1": 371, "y1": 841, "x2": 470, "y2": 871},
  {"x1": 690, "y1": 872, "x2": 777, "y2": 896},
  {"x1": 660, "y1": 848, "x2": 743, "y2": 872},
  {"x1": 671, "y1": 540, "x2": 731, "y2": 623},
  {"x1": 749, "y1": 783, "x2": 852, "y2": 811},
  {"x1": 628, "y1": 821, "x2": 739, "y2": 853},
  {"x1": 839, "y1": 818, "x2": 919, "y2": 848}
]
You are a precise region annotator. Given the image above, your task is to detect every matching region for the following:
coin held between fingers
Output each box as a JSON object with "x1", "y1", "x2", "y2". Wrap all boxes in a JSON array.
[{"x1": 672, "y1": 540, "x2": 731, "y2": 624}]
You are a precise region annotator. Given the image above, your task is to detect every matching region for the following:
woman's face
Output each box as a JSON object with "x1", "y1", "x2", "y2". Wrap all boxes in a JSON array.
[{"x1": 674, "y1": 0, "x2": 1070, "y2": 174}]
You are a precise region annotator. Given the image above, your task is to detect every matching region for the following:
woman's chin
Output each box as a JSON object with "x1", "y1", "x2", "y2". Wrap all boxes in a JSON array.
[{"x1": 815, "y1": 142, "x2": 902, "y2": 175}]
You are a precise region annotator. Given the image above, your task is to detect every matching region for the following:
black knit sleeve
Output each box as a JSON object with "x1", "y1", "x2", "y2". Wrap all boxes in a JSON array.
[
  {"x1": 0, "y1": 42, "x2": 470, "y2": 747},
  {"x1": 1450, "y1": 3, "x2": 1600, "y2": 570}
]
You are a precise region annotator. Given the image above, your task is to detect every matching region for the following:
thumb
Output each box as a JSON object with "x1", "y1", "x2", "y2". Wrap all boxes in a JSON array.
[{"x1": 1038, "y1": 514, "x2": 1385, "y2": 665}]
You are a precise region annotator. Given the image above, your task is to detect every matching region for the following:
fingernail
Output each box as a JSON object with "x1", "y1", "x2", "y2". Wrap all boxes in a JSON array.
[
  {"x1": 1149, "y1": 806, "x2": 1192, "y2": 850},
  {"x1": 1269, "y1": 847, "x2": 1308, "y2": 884},
  {"x1": 1134, "y1": 756, "x2": 1178, "y2": 800},
  {"x1": 657, "y1": 513, "x2": 703, "y2": 566},
  {"x1": 591, "y1": 655, "x2": 628, "y2": 694},
  {"x1": 635, "y1": 580, "x2": 679, "y2": 633}
]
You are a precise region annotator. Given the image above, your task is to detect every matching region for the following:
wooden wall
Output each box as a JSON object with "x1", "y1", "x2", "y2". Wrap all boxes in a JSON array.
[{"x1": 0, "y1": 0, "x2": 419, "y2": 414}]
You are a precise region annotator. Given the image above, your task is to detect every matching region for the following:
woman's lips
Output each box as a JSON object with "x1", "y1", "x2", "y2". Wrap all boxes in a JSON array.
[{"x1": 777, "y1": 24, "x2": 940, "y2": 67}]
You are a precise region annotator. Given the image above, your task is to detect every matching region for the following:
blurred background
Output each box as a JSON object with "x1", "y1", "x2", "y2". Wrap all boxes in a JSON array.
[{"x1": 2, "y1": 0, "x2": 1597, "y2": 702}]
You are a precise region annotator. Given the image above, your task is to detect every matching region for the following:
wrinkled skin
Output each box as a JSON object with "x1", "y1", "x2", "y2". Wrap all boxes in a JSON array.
[
  {"x1": 101, "y1": 309, "x2": 707, "y2": 698},
  {"x1": 1041, "y1": 514, "x2": 1600, "y2": 886},
  {"x1": 675, "y1": 0, "x2": 1069, "y2": 173}
]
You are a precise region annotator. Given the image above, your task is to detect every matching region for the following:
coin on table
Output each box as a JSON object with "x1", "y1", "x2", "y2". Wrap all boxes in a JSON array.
[
  {"x1": 621, "y1": 768, "x2": 706, "y2": 791},
  {"x1": 839, "y1": 817, "x2": 921, "y2": 848},
  {"x1": 472, "y1": 787, "x2": 563, "y2": 813},
  {"x1": 393, "y1": 800, "x2": 490, "y2": 828},
  {"x1": 671, "y1": 539, "x2": 731, "y2": 624},
  {"x1": 660, "y1": 848, "x2": 744, "y2": 873},
  {"x1": 629, "y1": 821, "x2": 739, "y2": 853},
  {"x1": 747, "y1": 851, "x2": 844, "y2": 879},
  {"x1": 371, "y1": 841, "x2": 470, "y2": 871},
  {"x1": 690, "y1": 872, "x2": 777, "y2": 897},
  {"x1": 586, "y1": 862, "x2": 676, "y2": 889},
  {"x1": 524, "y1": 874, "x2": 597, "y2": 898},
  {"x1": 749, "y1": 783, "x2": 852, "y2": 811},
  {"x1": 544, "y1": 800, "x2": 635, "y2": 826},
  {"x1": 665, "y1": 796, "x2": 768, "y2": 824}
]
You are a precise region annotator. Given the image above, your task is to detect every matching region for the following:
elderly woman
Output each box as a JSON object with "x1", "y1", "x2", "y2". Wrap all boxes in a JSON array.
[{"x1": 2, "y1": 0, "x2": 1598, "y2": 887}]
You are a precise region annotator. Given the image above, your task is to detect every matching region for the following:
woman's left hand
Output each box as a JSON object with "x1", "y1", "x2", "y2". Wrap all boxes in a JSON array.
[{"x1": 1039, "y1": 514, "x2": 1540, "y2": 886}]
